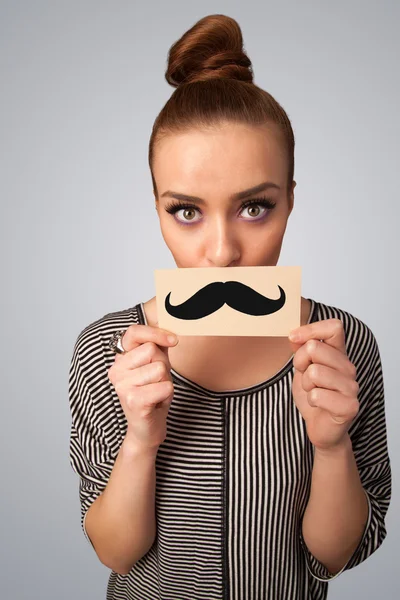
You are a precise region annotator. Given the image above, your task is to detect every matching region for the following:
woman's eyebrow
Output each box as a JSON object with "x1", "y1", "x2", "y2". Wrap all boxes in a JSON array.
[{"x1": 160, "y1": 181, "x2": 281, "y2": 205}]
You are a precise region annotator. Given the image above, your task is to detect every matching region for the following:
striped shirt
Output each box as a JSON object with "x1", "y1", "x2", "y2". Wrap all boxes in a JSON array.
[{"x1": 68, "y1": 297, "x2": 391, "y2": 600}]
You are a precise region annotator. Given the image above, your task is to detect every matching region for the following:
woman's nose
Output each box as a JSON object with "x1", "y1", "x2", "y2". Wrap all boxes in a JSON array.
[{"x1": 204, "y1": 219, "x2": 241, "y2": 267}]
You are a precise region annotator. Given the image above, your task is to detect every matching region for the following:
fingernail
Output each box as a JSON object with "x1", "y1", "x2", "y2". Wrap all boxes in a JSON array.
[
  {"x1": 289, "y1": 331, "x2": 300, "y2": 341},
  {"x1": 168, "y1": 335, "x2": 178, "y2": 344}
]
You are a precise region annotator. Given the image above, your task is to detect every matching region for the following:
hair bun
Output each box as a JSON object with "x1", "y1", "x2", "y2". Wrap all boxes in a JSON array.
[{"x1": 165, "y1": 14, "x2": 254, "y2": 87}]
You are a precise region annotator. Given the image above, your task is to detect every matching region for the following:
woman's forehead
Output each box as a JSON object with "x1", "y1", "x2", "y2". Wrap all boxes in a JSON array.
[{"x1": 154, "y1": 124, "x2": 287, "y2": 188}]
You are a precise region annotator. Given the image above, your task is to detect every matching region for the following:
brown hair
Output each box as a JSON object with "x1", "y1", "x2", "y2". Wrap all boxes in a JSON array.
[{"x1": 149, "y1": 14, "x2": 295, "y2": 199}]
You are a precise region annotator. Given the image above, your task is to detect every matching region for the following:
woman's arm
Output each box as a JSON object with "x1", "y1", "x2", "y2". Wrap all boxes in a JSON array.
[
  {"x1": 85, "y1": 434, "x2": 158, "y2": 575},
  {"x1": 301, "y1": 434, "x2": 369, "y2": 575}
]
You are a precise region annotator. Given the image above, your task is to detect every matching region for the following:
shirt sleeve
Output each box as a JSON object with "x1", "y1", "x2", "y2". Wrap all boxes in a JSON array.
[
  {"x1": 68, "y1": 333, "x2": 118, "y2": 549},
  {"x1": 299, "y1": 323, "x2": 392, "y2": 582}
]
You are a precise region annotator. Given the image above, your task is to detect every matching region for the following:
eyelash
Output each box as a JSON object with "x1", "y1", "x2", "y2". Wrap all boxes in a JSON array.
[{"x1": 164, "y1": 197, "x2": 277, "y2": 223}]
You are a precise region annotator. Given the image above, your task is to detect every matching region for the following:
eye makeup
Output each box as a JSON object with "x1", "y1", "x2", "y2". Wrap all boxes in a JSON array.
[{"x1": 164, "y1": 196, "x2": 277, "y2": 225}]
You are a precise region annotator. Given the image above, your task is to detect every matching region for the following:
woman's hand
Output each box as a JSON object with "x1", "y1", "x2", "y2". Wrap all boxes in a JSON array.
[
  {"x1": 107, "y1": 324, "x2": 178, "y2": 453},
  {"x1": 288, "y1": 318, "x2": 360, "y2": 452}
]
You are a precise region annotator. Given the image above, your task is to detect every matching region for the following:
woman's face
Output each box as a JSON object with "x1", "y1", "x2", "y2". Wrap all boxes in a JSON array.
[{"x1": 153, "y1": 122, "x2": 295, "y2": 268}]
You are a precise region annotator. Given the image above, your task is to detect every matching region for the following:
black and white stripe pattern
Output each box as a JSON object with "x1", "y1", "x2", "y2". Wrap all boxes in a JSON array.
[{"x1": 68, "y1": 298, "x2": 391, "y2": 600}]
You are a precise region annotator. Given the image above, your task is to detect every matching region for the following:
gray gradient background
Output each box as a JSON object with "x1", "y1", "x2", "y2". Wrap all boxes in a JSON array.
[{"x1": 1, "y1": 1, "x2": 398, "y2": 599}]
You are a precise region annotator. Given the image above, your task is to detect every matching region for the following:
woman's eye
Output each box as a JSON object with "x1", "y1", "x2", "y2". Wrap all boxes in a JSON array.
[
  {"x1": 175, "y1": 207, "x2": 201, "y2": 222},
  {"x1": 241, "y1": 204, "x2": 264, "y2": 219},
  {"x1": 240, "y1": 203, "x2": 271, "y2": 220}
]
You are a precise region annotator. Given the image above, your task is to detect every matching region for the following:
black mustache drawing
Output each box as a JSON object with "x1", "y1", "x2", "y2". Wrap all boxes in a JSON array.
[{"x1": 165, "y1": 281, "x2": 286, "y2": 320}]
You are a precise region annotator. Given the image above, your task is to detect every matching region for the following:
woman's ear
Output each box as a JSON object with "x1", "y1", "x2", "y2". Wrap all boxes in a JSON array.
[
  {"x1": 288, "y1": 180, "x2": 296, "y2": 215},
  {"x1": 154, "y1": 191, "x2": 159, "y2": 214}
]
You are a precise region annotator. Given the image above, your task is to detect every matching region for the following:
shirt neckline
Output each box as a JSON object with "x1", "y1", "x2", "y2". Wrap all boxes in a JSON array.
[{"x1": 136, "y1": 298, "x2": 319, "y2": 397}]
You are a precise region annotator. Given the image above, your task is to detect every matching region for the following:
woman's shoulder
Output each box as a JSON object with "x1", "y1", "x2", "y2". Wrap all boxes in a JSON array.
[
  {"x1": 310, "y1": 297, "x2": 381, "y2": 381},
  {"x1": 74, "y1": 297, "x2": 378, "y2": 353},
  {"x1": 311, "y1": 297, "x2": 377, "y2": 341},
  {"x1": 72, "y1": 302, "x2": 143, "y2": 357}
]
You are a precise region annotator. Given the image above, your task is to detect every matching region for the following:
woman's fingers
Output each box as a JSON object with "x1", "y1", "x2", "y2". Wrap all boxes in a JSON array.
[{"x1": 122, "y1": 323, "x2": 178, "y2": 352}]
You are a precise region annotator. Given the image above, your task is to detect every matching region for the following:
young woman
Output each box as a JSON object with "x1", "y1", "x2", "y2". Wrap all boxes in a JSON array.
[{"x1": 68, "y1": 14, "x2": 391, "y2": 600}]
